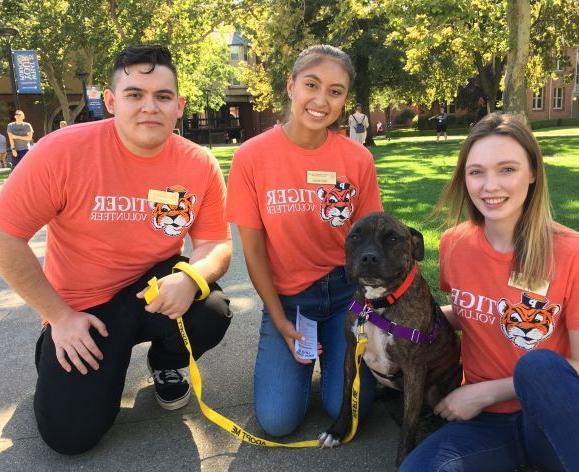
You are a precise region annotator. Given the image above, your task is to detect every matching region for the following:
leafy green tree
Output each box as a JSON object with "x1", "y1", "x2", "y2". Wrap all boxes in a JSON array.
[
  {"x1": 108, "y1": 0, "x2": 237, "y2": 113},
  {"x1": 382, "y1": 0, "x2": 579, "y2": 116},
  {"x1": 235, "y1": 0, "x2": 409, "y2": 131},
  {"x1": 1, "y1": 0, "x2": 237, "y2": 129},
  {"x1": 1, "y1": 0, "x2": 116, "y2": 126}
]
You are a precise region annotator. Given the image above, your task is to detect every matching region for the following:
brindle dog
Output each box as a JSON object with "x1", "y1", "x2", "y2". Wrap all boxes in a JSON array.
[{"x1": 319, "y1": 212, "x2": 461, "y2": 465}]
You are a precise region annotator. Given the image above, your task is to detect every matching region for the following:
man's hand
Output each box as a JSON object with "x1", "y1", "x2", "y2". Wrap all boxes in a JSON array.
[
  {"x1": 11, "y1": 149, "x2": 16, "y2": 157},
  {"x1": 137, "y1": 271, "x2": 197, "y2": 319},
  {"x1": 434, "y1": 383, "x2": 493, "y2": 421},
  {"x1": 275, "y1": 318, "x2": 322, "y2": 365},
  {"x1": 50, "y1": 310, "x2": 109, "y2": 374}
]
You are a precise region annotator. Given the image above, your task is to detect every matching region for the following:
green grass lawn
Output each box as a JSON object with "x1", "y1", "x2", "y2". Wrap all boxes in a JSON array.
[
  {"x1": 0, "y1": 168, "x2": 10, "y2": 185},
  {"x1": 213, "y1": 126, "x2": 579, "y2": 304}
]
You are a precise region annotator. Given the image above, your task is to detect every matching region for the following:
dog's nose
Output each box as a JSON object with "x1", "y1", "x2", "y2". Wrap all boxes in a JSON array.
[{"x1": 361, "y1": 251, "x2": 380, "y2": 266}]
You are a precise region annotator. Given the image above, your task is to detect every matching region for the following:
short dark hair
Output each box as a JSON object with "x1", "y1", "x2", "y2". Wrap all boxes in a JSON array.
[{"x1": 109, "y1": 45, "x2": 178, "y2": 89}]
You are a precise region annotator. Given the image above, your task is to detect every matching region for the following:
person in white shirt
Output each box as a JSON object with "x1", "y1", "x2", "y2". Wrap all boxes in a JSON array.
[{"x1": 348, "y1": 104, "x2": 369, "y2": 145}]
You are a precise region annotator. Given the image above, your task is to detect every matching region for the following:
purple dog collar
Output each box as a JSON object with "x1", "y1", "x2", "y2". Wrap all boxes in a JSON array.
[{"x1": 348, "y1": 300, "x2": 440, "y2": 345}]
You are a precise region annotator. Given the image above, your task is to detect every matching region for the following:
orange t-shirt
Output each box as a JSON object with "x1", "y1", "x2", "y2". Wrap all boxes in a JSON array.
[
  {"x1": 226, "y1": 126, "x2": 383, "y2": 295},
  {"x1": 440, "y1": 222, "x2": 579, "y2": 413},
  {"x1": 0, "y1": 119, "x2": 229, "y2": 311}
]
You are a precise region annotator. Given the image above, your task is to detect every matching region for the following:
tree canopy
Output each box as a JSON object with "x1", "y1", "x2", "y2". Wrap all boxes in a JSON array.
[
  {"x1": 2, "y1": 0, "x2": 578, "y2": 126},
  {"x1": 236, "y1": 0, "x2": 579, "y2": 119},
  {"x1": 0, "y1": 0, "x2": 237, "y2": 127}
]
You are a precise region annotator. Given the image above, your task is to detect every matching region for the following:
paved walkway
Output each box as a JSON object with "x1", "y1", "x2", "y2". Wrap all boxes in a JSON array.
[{"x1": 0, "y1": 226, "x2": 401, "y2": 471}]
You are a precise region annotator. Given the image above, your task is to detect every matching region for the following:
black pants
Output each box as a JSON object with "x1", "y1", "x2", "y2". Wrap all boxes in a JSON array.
[
  {"x1": 11, "y1": 149, "x2": 28, "y2": 168},
  {"x1": 33, "y1": 255, "x2": 231, "y2": 455}
]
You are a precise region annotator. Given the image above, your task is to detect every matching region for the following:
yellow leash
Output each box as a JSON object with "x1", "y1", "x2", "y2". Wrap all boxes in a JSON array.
[{"x1": 145, "y1": 274, "x2": 367, "y2": 448}]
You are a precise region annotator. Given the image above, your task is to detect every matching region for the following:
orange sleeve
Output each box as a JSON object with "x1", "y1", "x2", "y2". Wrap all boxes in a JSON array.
[
  {"x1": 564, "y1": 243, "x2": 579, "y2": 330},
  {"x1": 439, "y1": 230, "x2": 451, "y2": 292},
  {"x1": 225, "y1": 145, "x2": 264, "y2": 229},
  {"x1": 0, "y1": 142, "x2": 64, "y2": 240}
]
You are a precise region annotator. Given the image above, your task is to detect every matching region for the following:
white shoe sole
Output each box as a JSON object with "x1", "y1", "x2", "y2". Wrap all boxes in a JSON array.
[{"x1": 155, "y1": 388, "x2": 192, "y2": 411}]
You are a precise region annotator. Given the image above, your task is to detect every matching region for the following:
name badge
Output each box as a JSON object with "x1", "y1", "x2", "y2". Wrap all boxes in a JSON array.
[
  {"x1": 148, "y1": 189, "x2": 179, "y2": 206},
  {"x1": 306, "y1": 171, "x2": 336, "y2": 185},
  {"x1": 507, "y1": 272, "x2": 550, "y2": 296}
]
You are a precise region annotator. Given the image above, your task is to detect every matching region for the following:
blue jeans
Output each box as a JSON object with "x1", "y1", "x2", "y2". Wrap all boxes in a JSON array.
[
  {"x1": 399, "y1": 349, "x2": 579, "y2": 471},
  {"x1": 254, "y1": 266, "x2": 376, "y2": 436}
]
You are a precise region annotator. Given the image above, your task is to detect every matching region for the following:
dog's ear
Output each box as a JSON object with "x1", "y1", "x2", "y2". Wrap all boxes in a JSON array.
[{"x1": 409, "y1": 227, "x2": 424, "y2": 261}]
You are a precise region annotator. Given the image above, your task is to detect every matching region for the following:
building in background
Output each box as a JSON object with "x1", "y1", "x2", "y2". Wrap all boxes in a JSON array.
[
  {"x1": 183, "y1": 32, "x2": 276, "y2": 145},
  {"x1": 528, "y1": 47, "x2": 579, "y2": 122}
]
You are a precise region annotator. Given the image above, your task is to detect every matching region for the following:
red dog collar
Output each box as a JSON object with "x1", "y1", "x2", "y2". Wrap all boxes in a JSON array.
[{"x1": 365, "y1": 265, "x2": 418, "y2": 309}]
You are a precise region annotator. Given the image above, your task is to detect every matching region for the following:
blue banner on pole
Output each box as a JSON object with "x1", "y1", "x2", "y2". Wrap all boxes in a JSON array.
[
  {"x1": 86, "y1": 85, "x2": 104, "y2": 118},
  {"x1": 12, "y1": 50, "x2": 43, "y2": 94}
]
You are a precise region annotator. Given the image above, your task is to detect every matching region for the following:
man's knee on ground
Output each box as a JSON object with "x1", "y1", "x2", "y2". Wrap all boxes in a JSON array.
[
  {"x1": 35, "y1": 395, "x2": 118, "y2": 455},
  {"x1": 37, "y1": 419, "x2": 109, "y2": 455}
]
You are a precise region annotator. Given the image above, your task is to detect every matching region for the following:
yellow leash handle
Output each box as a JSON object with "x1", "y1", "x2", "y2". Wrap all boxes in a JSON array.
[{"x1": 145, "y1": 274, "x2": 366, "y2": 448}]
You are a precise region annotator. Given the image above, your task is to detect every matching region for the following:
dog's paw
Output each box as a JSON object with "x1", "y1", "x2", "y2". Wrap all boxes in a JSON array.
[{"x1": 318, "y1": 432, "x2": 341, "y2": 448}]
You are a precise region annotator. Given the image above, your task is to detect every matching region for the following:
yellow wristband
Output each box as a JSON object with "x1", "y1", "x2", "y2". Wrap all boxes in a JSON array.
[{"x1": 173, "y1": 261, "x2": 210, "y2": 301}]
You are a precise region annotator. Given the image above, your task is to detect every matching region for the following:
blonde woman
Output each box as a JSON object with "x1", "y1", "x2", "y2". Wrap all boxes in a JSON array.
[{"x1": 401, "y1": 113, "x2": 579, "y2": 470}]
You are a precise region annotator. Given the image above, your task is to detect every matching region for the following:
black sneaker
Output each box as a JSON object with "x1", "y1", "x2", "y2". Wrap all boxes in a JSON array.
[{"x1": 147, "y1": 360, "x2": 192, "y2": 410}]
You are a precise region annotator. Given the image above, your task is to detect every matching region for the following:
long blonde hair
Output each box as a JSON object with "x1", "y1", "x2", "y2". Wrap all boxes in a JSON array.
[{"x1": 437, "y1": 113, "x2": 554, "y2": 289}]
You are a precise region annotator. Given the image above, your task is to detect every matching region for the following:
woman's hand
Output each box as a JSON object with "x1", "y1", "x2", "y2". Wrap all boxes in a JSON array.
[
  {"x1": 434, "y1": 383, "x2": 494, "y2": 421},
  {"x1": 276, "y1": 318, "x2": 322, "y2": 365}
]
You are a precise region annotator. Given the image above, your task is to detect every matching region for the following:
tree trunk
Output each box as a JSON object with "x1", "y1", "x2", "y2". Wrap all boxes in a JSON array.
[
  {"x1": 43, "y1": 50, "x2": 95, "y2": 127},
  {"x1": 44, "y1": 62, "x2": 73, "y2": 124},
  {"x1": 353, "y1": 53, "x2": 374, "y2": 145},
  {"x1": 475, "y1": 53, "x2": 506, "y2": 112},
  {"x1": 503, "y1": 0, "x2": 531, "y2": 122}
]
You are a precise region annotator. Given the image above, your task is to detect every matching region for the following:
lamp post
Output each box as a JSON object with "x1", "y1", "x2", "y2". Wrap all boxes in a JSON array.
[
  {"x1": 75, "y1": 71, "x2": 89, "y2": 121},
  {"x1": 203, "y1": 88, "x2": 212, "y2": 149},
  {"x1": 0, "y1": 27, "x2": 20, "y2": 110}
]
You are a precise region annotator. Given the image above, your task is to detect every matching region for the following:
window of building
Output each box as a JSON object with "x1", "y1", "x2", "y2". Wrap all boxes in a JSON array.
[
  {"x1": 230, "y1": 45, "x2": 246, "y2": 63},
  {"x1": 446, "y1": 102, "x2": 456, "y2": 114},
  {"x1": 556, "y1": 58, "x2": 564, "y2": 71},
  {"x1": 532, "y1": 88, "x2": 544, "y2": 110},
  {"x1": 552, "y1": 87, "x2": 564, "y2": 110}
]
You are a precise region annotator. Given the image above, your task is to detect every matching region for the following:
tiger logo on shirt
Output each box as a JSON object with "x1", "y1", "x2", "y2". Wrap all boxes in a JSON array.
[
  {"x1": 150, "y1": 185, "x2": 196, "y2": 237},
  {"x1": 316, "y1": 181, "x2": 357, "y2": 227},
  {"x1": 498, "y1": 292, "x2": 560, "y2": 351}
]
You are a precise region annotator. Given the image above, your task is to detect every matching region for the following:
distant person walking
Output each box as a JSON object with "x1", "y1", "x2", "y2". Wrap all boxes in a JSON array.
[
  {"x1": 475, "y1": 97, "x2": 488, "y2": 124},
  {"x1": 376, "y1": 121, "x2": 384, "y2": 135},
  {"x1": 7, "y1": 110, "x2": 34, "y2": 168},
  {"x1": 348, "y1": 104, "x2": 369, "y2": 145},
  {"x1": 429, "y1": 107, "x2": 448, "y2": 141},
  {"x1": 0, "y1": 133, "x2": 7, "y2": 168}
]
